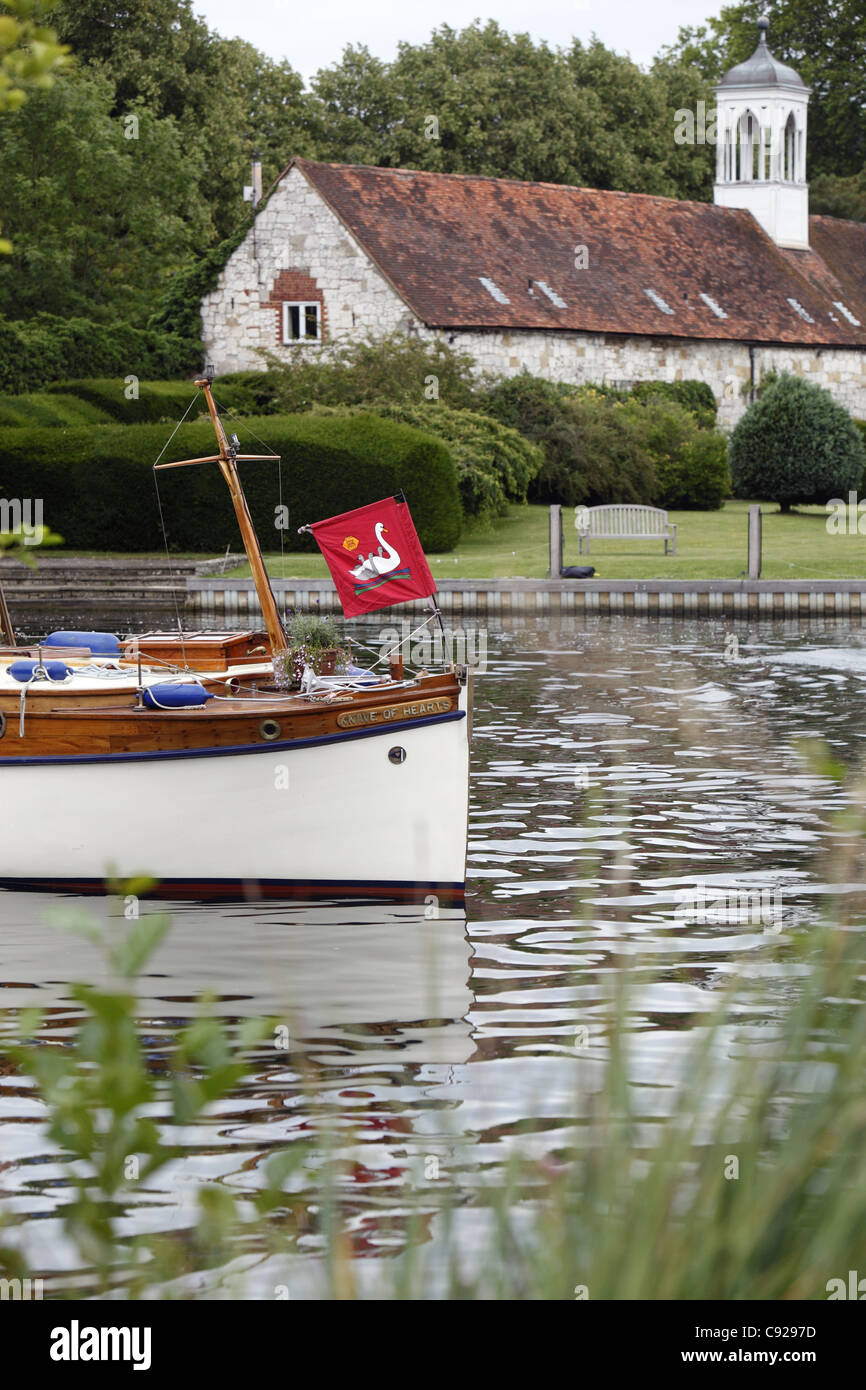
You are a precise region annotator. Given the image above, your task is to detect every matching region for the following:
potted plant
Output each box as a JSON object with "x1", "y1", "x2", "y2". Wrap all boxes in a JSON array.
[{"x1": 273, "y1": 614, "x2": 350, "y2": 690}]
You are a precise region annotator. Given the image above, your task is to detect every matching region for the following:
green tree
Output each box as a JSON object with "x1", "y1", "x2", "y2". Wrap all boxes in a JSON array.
[
  {"x1": 310, "y1": 22, "x2": 715, "y2": 198},
  {"x1": 0, "y1": 0, "x2": 68, "y2": 250},
  {"x1": 0, "y1": 68, "x2": 210, "y2": 320},
  {"x1": 810, "y1": 170, "x2": 866, "y2": 224},
  {"x1": 49, "y1": 0, "x2": 312, "y2": 240},
  {"x1": 564, "y1": 40, "x2": 714, "y2": 199},
  {"x1": 0, "y1": 0, "x2": 67, "y2": 112},
  {"x1": 729, "y1": 373, "x2": 866, "y2": 510}
]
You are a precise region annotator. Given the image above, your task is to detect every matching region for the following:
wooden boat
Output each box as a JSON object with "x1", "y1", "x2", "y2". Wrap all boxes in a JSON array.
[
  {"x1": 0, "y1": 630, "x2": 276, "y2": 710},
  {"x1": 0, "y1": 378, "x2": 472, "y2": 902}
]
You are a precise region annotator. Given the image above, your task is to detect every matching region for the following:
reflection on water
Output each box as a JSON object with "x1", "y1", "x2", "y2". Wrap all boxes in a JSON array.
[{"x1": 3, "y1": 614, "x2": 866, "y2": 1294}]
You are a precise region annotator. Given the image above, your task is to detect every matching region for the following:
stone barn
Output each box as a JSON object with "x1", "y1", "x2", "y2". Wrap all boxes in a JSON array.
[{"x1": 201, "y1": 20, "x2": 866, "y2": 430}]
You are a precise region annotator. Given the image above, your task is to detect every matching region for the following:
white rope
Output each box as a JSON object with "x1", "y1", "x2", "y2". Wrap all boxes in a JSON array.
[{"x1": 349, "y1": 611, "x2": 440, "y2": 675}]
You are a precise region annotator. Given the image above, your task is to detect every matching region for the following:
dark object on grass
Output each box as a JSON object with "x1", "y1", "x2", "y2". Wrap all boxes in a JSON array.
[{"x1": 560, "y1": 565, "x2": 596, "y2": 579}]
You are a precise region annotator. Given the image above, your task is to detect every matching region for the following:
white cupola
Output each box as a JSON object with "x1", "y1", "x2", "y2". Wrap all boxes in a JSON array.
[{"x1": 713, "y1": 15, "x2": 811, "y2": 250}]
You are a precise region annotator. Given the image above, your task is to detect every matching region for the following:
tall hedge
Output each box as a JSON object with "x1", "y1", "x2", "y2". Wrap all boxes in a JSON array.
[
  {"x1": 730, "y1": 374, "x2": 866, "y2": 510},
  {"x1": 0, "y1": 392, "x2": 113, "y2": 428},
  {"x1": 41, "y1": 377, "x2": 271, "y2": 425},
  {"x1": 0, "y1": 412, "x2": 462, "y2": 553},
  {"x1": 0, "y1": 315, "x2": 195, "y2": 393}
]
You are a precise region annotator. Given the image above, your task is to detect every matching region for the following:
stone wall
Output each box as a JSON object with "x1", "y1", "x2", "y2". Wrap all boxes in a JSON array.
[
  {"x1": 202, "y1": 165, "x2": 866, "y2": 430},
  {"x1": 201, "y1": 165, "x2": 409, "y2": 376},
  {"x1": 426, "y1": 330, "x2": 866, "y2": 430}
]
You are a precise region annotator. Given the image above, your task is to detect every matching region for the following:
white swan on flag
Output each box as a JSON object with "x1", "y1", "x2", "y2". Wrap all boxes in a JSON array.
[{"x1": 350, "y1": 523, "x2": 402, "y2": 581}]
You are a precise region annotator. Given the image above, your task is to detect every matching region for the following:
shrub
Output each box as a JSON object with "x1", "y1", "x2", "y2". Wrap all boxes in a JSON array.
[
  {"x1": 0, "y1": 412, "x2": 462, "y2": 553},
  {"x1": 485, "y1": 376, "x2": 657, "y2": 507},
  {"x1": 620, "y1": 398, "x2": 730, "y2": 509},
  {"x1": 655, "y1": 428, "x2": 731, "y2": 509},
  {"x1": 266, "y1": 333, "x2": 482, "y2": 413},
  {"x1": 730, "y1": 374, "x2": 866, "y2": 511},
  {"x1": 629, "y1": 379, "x2": 718, "y2": 429},
  {"x1": 0, "y1": 314, "x2": 194, "y2": 392},
  {"x1": 482, "y1": 373, "x2": 579, "y2": 435},
  {"x1": 483, "y1": 374, "x2": 730, "y2": 510},
  {"x1": 351, "y1": 402, "x2": 542, "y2": 524}
]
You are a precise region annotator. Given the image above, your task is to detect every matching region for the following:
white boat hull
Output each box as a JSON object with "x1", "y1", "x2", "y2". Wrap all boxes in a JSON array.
[{"x1": 0, "y1": 686, "x2": 471, "y2": 902}]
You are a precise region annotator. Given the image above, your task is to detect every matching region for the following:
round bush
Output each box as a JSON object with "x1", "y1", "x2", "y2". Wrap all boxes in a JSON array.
[{"x1": 730, "y1": 374, "x2": 866, "y2": 510}]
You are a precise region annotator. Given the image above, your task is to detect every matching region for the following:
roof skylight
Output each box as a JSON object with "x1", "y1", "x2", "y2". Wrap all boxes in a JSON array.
[
  {"x1": 478, "y1": 276, "x2": 511, "y2": 305},
  {"x1": 536, "y1": 280, "x2": 567, "y2": 309},
  {"x1": 644, "y1": 288, "x2": 674, "y2": 316},
  {"x1": 699, "y1": 293, "x2": 728, "y2": 319},
  {"x1": 833, "y1": 300, "x2": 861, "y2": 326},
  {"x1": 787, "y1": 298, "x2": 815, "y2": 323}
]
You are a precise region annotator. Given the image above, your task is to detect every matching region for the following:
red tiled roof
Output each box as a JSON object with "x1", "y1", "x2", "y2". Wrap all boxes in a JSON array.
[{"x1": 287, "y1": 158, "x2": 866, "y2": 348}]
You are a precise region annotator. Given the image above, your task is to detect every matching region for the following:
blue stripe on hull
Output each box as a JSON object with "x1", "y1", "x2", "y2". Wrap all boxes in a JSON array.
[{"x1": 0, "y1": 709, "x2": 465, "y2": 767}]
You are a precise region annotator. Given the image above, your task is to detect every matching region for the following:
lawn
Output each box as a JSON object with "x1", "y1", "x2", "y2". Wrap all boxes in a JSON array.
[{"x1": 224, "y1": 500, "x2": 866, "y2": 582}]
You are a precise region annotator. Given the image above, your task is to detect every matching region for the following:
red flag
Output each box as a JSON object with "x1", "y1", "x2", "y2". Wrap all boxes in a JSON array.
[{"x1": 309, "y1": 497, "x2": 437, "y2": 618}]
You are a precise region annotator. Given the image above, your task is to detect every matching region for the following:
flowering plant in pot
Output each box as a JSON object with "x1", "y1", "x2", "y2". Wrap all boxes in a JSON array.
[{"x1": 272, "y1": 614, "x2": 350, "y2": 690}]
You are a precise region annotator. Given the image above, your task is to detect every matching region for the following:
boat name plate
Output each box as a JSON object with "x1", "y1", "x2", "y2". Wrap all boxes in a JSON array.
[{"x1": 336, "y1": 697, "x2": 452, "y2": 729}]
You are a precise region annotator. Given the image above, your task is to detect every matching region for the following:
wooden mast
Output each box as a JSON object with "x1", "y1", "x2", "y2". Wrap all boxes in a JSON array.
[{"x1": 157, "y1": 378, "x2": 288, "y2": 654}]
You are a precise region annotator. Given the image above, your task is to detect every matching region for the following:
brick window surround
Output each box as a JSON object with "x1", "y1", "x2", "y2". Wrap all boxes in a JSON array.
[{"x1": 263, "y1": 269, "x2": 327, "y2": 345}]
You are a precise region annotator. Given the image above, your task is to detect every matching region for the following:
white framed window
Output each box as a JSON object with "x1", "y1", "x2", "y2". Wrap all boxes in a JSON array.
[{"x1": 282, "y1": 301, "x2": 321, "y2": 343}]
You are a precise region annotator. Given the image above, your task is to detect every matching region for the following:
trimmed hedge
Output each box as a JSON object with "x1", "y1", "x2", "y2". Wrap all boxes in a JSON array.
[
  {"x1": 0, "y1": 412, "x2": 462, "y2": 553},
  {"x1": 42, "y1": 379, "x2": 203, "y2": 423},
  {"x1": 0, "y1": 392, "x2": 113, "y2": 428},
  {"x1": 30, "y1": 376, "x2": 276, "y2": 425},
  {"x1": 0, "y1": 315, "x2": 195, "y2": 393}
]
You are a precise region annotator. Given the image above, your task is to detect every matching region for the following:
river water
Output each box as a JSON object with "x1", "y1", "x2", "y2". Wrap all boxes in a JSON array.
[{"x1": 2, "y1": 612, "x2": 866, "y2": 1296}]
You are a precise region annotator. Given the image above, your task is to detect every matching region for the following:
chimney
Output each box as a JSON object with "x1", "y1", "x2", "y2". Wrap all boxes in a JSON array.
[
  {"x1": 244, "y1": 152, "x2": 263, "y2": 209},
  {"x1": 251, "y1": 151, "x2": 262, "y2": 209}
]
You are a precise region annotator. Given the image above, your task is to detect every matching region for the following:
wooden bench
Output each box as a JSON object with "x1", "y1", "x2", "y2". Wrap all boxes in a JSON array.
[{"x1": 575, "y1": 504, "x2": 677, "y2": 556}]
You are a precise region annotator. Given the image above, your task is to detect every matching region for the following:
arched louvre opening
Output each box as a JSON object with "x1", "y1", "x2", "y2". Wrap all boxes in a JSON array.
[
  {"x1": 736, "y1": 111, "x2": 765, "y2": 182},
  {"x1": 783, "y1": 113, "x2": 797, "y2": 181}
]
